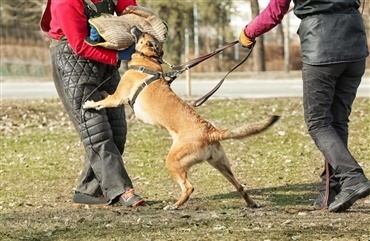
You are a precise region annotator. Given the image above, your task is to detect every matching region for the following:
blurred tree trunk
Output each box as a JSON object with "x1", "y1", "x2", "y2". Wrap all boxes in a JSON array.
[
  {"x1": 276, "y1": 24, "x2": 284, "y2": 45},
  {"x1": 250, "y1": 0, "x2": 266, "y2": 72}
]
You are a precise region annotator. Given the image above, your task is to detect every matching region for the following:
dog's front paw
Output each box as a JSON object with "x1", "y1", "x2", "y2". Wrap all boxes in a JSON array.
[
  {"x1": 163, "y1": 204, "x2": 179, "y2": 210},
  {"x1": 248, "y1": 202, "x2": 261, "y2": 208},
  {"x1": 82, "y1": 100, "x2": 96, "y2": 109}
]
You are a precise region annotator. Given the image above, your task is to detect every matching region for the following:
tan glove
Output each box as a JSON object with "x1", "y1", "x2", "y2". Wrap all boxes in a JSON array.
[{"x1": 239, "y1": 27, "x2": 255, "y2": 49}]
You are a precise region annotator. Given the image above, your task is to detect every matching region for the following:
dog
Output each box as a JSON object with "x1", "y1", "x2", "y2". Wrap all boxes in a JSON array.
[{"x1": 83, "y1": 27, "x2": 280, "y2": 210}]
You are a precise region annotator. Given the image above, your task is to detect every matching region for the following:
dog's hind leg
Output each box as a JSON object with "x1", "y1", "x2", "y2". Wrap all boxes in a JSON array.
[
  {"x1": 207, "y1": 142, "x2": 260, "y2": 208},
  {"x1": 163, "y1": 141, "x2": 205, "y2": 210}
]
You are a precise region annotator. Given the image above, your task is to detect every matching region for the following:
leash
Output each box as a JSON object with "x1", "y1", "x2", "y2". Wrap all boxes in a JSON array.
[
  {"x1": 319, "y1": 159, "x2": 331, "y2": 210},
  {"x1": 126, "y1": 41, "x2": 244, "y2": 108},
  {"x1": 82, "y1": 74, "x2": 115, "y2": 104},
  {"x1": 284, "y1": 159, "x2": 331, "y2": 213},
  {"x1": 171, "y1": 40, "x2": 239, "y2": 72},
  {"x1": 85, "y1": 40, "x2": 251, "y2": 107},
  {"x1": 160, "y1": 40, "x2": 240, "y2": 85},
  {"x1": 192, "y1": 43, "x2": 255, "y2": 107},
  {"x1": 161, "y1": 40, "x2": 254, "y2": 107}
]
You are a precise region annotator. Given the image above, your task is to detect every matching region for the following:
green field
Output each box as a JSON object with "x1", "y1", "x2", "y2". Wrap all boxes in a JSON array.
[{"x1": 1, "y1": 97, "x2": 369, "y2": 241}]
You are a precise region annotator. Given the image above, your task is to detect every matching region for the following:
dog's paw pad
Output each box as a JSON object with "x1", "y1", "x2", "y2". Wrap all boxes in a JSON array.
[
  {"x1": 83, "y1": 100, "x2": 95, "y2": 109},
  {"x1": 163, "y1": 205, "x2": 179, "y2": 210},
  {"x1": 249, "y1": 203, "x2": 261, "y2": 209}
]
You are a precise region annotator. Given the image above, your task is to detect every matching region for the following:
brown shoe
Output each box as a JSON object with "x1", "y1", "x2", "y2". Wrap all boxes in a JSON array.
[{"x1": 119, "y1": 189, "x2": 145, "y2": 207}]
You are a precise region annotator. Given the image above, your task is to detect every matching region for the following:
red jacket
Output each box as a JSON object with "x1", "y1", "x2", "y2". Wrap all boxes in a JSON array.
[{"x1": 41, "y1": 0, "x2": 136, "y2": 65}]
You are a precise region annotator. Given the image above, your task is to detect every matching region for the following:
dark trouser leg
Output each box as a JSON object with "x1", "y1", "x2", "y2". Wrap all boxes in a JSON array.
[
  {"x1": 50, "y1": 44, "x2": 133, "y2": 202},
  {"x1": 100, "y1": 67, "x2": 127, "y2": 155},
  {"x1": 302, "y1": 61, "x2": 367, "y2": 190}
]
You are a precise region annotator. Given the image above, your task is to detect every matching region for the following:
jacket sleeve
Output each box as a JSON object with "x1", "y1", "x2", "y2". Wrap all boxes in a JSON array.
[
  {"x1": 116, "y1": 0, "x2": 137, "y2": 15},
  {"x1": 246, "y1": 0, "x2": 291, "y2": 38},
  {"x1": 54, "y1": 0, "x2": 136, "y2": 65}
]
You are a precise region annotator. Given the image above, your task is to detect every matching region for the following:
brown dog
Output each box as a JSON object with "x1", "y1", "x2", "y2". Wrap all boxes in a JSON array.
[{"x1": 83, "y1": 27, "x2": 280, "y2": 210}]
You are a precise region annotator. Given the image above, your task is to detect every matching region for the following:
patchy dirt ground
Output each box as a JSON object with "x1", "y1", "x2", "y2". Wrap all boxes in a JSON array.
[
  {"x1": 2, "y1": 200, "x2": 370, "y2": 241},
  {"x1": 1, "y1": 98, "x2": 370, "y2": 241}
]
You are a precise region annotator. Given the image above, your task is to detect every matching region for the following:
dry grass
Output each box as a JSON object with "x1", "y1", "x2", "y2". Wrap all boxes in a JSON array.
[{"x1": 1, "y1": 97, "x2": 369, "y2": 241}]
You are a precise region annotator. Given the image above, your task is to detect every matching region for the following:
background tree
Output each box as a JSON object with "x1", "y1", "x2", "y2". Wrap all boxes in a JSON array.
[
  {"x1": 249, "y1": 0, "x2": 266, "y2": 72},
  {"x1": 0, "y1": 0, "x2": 45, "y2": 43},
  {"x1": 139, "y1": 0, "x2": 192, "y2": 65},
  {"x1": 139, "y1": 0, "x2": 235, "y2": 71},
  {"x1": 1, "y1": 0, "x2": 369, "y2": 76}
]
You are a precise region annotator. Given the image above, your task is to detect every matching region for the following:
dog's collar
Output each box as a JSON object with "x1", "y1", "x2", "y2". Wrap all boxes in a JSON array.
[
  {"x1": 129, "y1": 65, "x2": 162, "y2": 76},
  {"x1": 135, "y1": 51, "x2": 163, "y2": 64}
]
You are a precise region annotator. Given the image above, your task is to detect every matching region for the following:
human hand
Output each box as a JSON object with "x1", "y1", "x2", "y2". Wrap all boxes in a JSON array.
[
  {"x1": 90, "y1": 25, "x2": 99, "y2": 42},
  {"x1": 239, "y1": 27, "x2": 255, "y2": 49},
  {"x1": 117, "y1": 44, "x2": 136, "y2": 60}
]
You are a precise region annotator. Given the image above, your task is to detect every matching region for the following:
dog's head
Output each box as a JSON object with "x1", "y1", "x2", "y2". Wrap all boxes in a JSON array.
[{"x1": 131, "y1": 26, "x2": 164, "y2": 60}]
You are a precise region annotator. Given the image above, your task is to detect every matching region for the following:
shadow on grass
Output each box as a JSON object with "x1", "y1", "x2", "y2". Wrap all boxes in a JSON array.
[{"x1": 205, "y1": 182, "x2": 319, "y2": 207}]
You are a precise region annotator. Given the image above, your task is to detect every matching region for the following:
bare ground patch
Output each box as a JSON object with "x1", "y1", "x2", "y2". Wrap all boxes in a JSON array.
[{"x1": 1, "y1": 98, "x2": 369, "y2": 241}]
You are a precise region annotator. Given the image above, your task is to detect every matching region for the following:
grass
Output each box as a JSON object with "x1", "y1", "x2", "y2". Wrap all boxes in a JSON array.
[{"x1": 1, "y1": 97, "x2": 369, "y2": 241}]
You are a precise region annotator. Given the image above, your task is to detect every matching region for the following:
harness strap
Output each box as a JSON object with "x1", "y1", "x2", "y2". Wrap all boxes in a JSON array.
[
  {"x1": 163, "y1": 71, "x2": 181, "y2": 84},
  {"x1": 129, "y1": 65, "x2": 163, "y2": 76},
  {"x1": 84, "y1": 0, "x2": 98, "y2": 12},
  {"x1": 128, "y1": 66, "x2": 163, "y2": 108},
  {"x1": 128, "y1": 75, "x2": 162, "y2": 108},
  {"x1": 128, "y1": 40, "x2": 253, "y2": 108},
  {"x1": 130, "y1": 65, "x2": 180, "y2": 85}
]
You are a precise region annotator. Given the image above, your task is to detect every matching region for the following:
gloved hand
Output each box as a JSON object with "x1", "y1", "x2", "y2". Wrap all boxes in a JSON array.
[
  {"x1": 117, "y1": 44, "x2": 136, "y2": 61},
  {"x1": 90, "y1": 25, "x2": 99, "y2": 42},
  {"x1": 239, "y1": 27, "x2": 255, "y2": 49}
]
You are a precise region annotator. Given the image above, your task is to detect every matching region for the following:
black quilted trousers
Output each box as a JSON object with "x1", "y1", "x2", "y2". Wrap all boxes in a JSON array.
[{"x1": 50, "y1": 42, "x2": 133, "y2": 202}]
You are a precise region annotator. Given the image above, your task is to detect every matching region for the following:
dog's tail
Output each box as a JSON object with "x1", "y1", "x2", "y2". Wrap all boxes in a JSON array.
[{"x1": 209, "y1": 115, "x2": 280, "y2": 142}]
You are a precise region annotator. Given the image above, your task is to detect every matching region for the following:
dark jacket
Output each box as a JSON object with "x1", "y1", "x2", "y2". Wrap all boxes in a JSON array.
[{"x1": 293, "y1": 0, "x2": 368, "y2": 65}]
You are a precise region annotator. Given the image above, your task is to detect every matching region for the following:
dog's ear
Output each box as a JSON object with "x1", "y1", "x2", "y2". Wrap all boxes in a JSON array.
[{"x1": 130, "y1": 26, "x2": 143, "y2": 43}]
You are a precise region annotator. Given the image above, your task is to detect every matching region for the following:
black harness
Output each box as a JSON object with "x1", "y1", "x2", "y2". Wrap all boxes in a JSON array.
[
  {"x1": 127, "y1": 64, "x2": 187, "y2": 108},
  {"x1": 127, "y1": 65, "x2": 164, "y2": 108},
  {"x1": 127, "y1": 40, "x2": 254, "y2": 108},
  {"x1": 126, "y1": 45, "x2": 181, "y2": 108},
  {"x1": 84, "y1": 0, "x2": 116, "y2": 19}
]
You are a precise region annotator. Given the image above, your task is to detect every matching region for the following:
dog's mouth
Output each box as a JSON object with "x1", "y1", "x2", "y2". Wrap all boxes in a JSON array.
[
  {"x1": 131, "y1": 26, "x2": 164, "y2": 61},
  {"x1": 148, "y1": 41, "x2": 164, "y2": 58}
]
